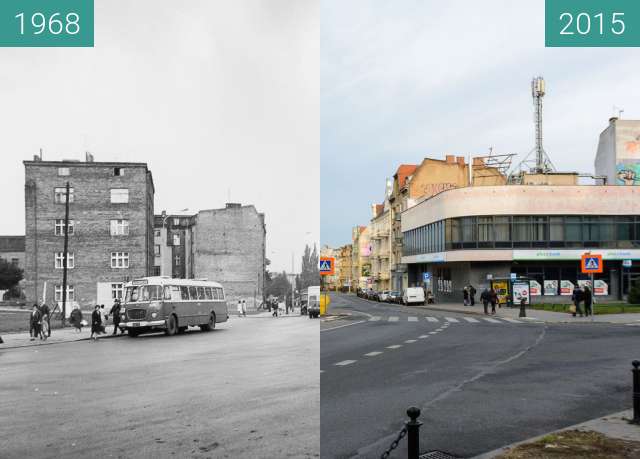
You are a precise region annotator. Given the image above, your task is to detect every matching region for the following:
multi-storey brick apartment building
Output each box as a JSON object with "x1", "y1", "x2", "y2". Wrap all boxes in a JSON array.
[
  {"x1": 24, "y1": 156, "x2": 154, "y2": 310},
  {"x1": 152, "y1": 204, "x2": 267, "y2": 307}
]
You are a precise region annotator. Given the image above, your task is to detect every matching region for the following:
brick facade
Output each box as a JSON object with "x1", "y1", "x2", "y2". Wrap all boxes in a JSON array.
[
  {"x1": 193, "y1": 204, "x2": 266, "y2": 307},
  {"x1": 24, "y1": 160, "x2": 154, "y2": 309}
]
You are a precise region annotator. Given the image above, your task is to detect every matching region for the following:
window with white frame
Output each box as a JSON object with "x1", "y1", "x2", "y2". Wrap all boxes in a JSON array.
[
  {"x1": 110, "y1": 219, "x2": 129, "y2": 236},
  {"x1": 111, "y1": 283, "x2": 124, "y2": 300},
  {"x1": 111, "y1": 252, "x2": 129, "y2": 268},
  {"x1": 113, "y1": 167, "x2": 124, "y2": 176},
  {"x1": 173, "y1": 218, "x2": 180, "y2": 226},
  {"x1": 54, "y1": 252, "x2": 74, "y2": 269},
  {"x1": 173, "y1": 233, "x2": 180, "y2": 246},
  {"x1": 54, "y1": 285, "x2": 74, "y2": 302},
  {"x1": 58, "y1": 167, "x2": 70, "y2": 176},
  {"x1": 54, "y1": 219, "x2": 75, "y2": 236},
  {"x1": 110, "y1": 188, "x2": 129, "y2": 203},
  {"x1": 154, "y1": 230, "x2": 161, "y2": 237},
  {"x1": 154, "y1": 245, "x2": 160, "y2": 256},
  {"x1": 54, "y1": 187, "x2": 74, "y2": 203}
]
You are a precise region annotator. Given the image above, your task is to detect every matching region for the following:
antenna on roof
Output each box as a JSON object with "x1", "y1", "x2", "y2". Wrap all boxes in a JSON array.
[{"x1": 613, "y1": 105, "x2": 624, "y2": 119}]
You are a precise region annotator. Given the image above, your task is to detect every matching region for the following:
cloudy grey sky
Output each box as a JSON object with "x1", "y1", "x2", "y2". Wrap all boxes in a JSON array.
[
  {"x1": 0, "y1": 0, "x2": 319, "y2": 273},
  {"x1": 321, "y1": 0, "x2": 640, "y2": 247}
]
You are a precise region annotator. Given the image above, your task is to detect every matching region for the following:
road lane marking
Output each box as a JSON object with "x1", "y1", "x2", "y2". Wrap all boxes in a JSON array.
[
  {"x1": 483, "y1": 317, "x2": 501, "y2": 323},
  {"x1": 418, "y1": 335, "x2": 429, "y2": 339},
  {"x1": 334, "y1": 360, "x2": 357, "y2": 366},
  {"x1": 408, "y1": 316, "x2": 418, "y2": 322},
  {"x1": 445, "y1": 317, "x2": 459, "y2": 323},
  {"x1": 404, "y1": 339, "x2": 417, "y2": 343},
  {"x1": 386, "y1": 344, "x2": 402, "y2": 349},
  {"x1": 388, "y1": 316, "x2": 399, "y2": 322},
  {"x1": 425, "y1": 317, "x2": 439, "y2": 322},
  {"x1": 429, "y1": 331, "x2": 438, "y2": 335},
  {"x1": 369, "y1": 316, "x2": 381, "y2": 321},
  {"x1": 364, "y1": 351, "x2": 383, "y2": 356},
  {"x1": 501, "y1": 318, "x2": 522, "y2": 323},
  {"x1": 321, "y1": 320, "x2": 368, "y2": 332},
  {"x1": 463, "y1": 317, "x2": 479, "y2": 323}
]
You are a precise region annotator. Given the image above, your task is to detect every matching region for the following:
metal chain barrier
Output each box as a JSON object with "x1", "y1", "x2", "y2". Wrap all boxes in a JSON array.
[{"x1": 380, "y1": 426, "x2": 408, "y2": 459}]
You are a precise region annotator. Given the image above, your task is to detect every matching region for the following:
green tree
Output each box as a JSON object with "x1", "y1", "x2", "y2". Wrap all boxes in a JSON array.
[
  {"x1": 300, "y1": 244, "x2": 319, "y2": 290},
  {"x1": 266, "y1": 271, "x2": 291, "y2": 299},
  {"x1": 0, "y1": 260, "x2": 23, "y2": 293},
  {"x1": 628, "y1": 278, "x2": 640, "y2": 304}
]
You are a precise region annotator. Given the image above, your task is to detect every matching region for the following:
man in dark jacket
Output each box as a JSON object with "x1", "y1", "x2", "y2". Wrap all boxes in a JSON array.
[
  {"x1": 29, "y1": 304, "x2": 42, "y2": 341},
  {"x1": 91, "y1": 305, "x2": 103, "y2": 340},
  {"x1": 39, "y1": 301, "x2": 51, "y2": 337},
  {"x1": 109, "y1": 299, "x2": 123, "y2": 335},
  {"x1": 480, "y1": 288, "x2": 491, "y2": 315},
  {"x1": 572, "y1": 286, "x2": 584, "y2": 317},
  {"x1": 489, "y1": 288, "x2": 498, "y2": 314},
  {"x1": 583, "y1": 286, "x2": 593, "y2": 316},
  {"x1": 469, "y1": 285, "x2": 477, "y2": 306}
]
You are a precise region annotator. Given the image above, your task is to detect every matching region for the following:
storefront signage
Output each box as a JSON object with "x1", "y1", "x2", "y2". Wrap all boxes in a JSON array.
[
  {"x1": 544, "y1": 280, "x2": 558, "y2": 295},
  {"x1": 491, "y1": 280, "x2": 509, "y2": 305},
  {"x1": 414, "y1": 252, "x2": 445, "y2": 263},
  {"x1": 594, "y1": 280, "x2": 608, "y2": 296},
  {"x1": 512, "y1": 281, "x2": 530, "y2": 305},
  {"x1": 530, "y1": 280, "x2": 542, "y2": 296},
  {"x1": 577, "y1": 280, "x2": 592, "y2": 290},
  {"x1": 581, "y1": 254, "x2": 603, "y2": 274},
  {"x1": 623, "y1": 259, "x2": 633, "y2": 268},
  {"x1": 560, "y1": 280, "x2": 574, "y2": 295},
  {"x1": 513, "y1": 249, "x2": 640, "y2": 261}
]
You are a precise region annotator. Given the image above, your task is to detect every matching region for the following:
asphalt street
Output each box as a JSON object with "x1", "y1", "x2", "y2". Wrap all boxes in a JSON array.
[
  {"x1": 1, "y1": 313, "x2": 319, "y2": 459},
  {"x1": 321, "y1": 293, "x2": 640, "y2": 458}
]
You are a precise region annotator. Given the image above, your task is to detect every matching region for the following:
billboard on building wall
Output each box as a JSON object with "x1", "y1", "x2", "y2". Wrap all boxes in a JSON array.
[
  {"x1": 512, "y1": 282, "x2": 530, "y2": 305},
  {"x1": 530, "y1": 280, "x2": 542, "y2": 296},
  {"x1": 491, "y1": 280, "x2": 509, "y2": 305},
  {"x1": 543, "y1": 280, "x2": 558, "y2": 295},
  {"x1": 594, "y1": 280, "x2": 608, "y2": 296},
  {"x1": 616, "y1": 124, "x2": 640, "y2": 185},
  {"x1": 560, "y1": 280, "x2": 574, "y2": 295}
]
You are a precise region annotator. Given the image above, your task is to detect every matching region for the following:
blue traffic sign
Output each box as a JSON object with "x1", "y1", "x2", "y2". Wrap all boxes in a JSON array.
[
  {"x1": 422, "y1": 272, "x2": 431, "y2": 282},
  {"x1": 319, "y1": 257, "x2": 335, "y2": 275}
]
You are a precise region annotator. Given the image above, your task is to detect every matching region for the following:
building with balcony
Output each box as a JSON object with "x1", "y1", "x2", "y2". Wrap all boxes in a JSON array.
[
  {"x1": 336, "y1": 244, "x2": 353, "y2": 290},
  {"x1": 351, "y1": 225, "x2": 371, "y2": 290},
  {"x1": 370, "y1": 202, "x2": 392, "y2": 291}
]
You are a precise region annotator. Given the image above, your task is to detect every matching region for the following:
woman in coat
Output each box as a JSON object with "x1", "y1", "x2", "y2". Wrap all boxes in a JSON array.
[
  {"x1": 90, "y1": 305, "x2": 103, "y2": 340},
  {"x1": 70, "y1": 306, "x2": 83, "y2": 333}
]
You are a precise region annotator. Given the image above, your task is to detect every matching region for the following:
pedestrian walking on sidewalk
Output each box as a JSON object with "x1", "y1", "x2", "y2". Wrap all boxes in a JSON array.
[
  {"x1": 91, "y1": 305, "x2": 103, "y2": 340},
  {"x1": 489, "y1": 288, "x2": 498, "y2": 315},
  {"x1": 39, "y1": 301, "x2": 51, "y2": 338},
  {"x1": 480, "y1": 288, "x2": 491, "y2": 315},
  {"x1": 571, "y1": 286, "x2": 584, "y2": 317},
  {"x1": 469, "y1": 285, "x2": 477, "y2": 306},
  {"x1": 272, "y1": 299, "x2": 279, "y2": 317},
  {"x1": 70, "y1": 305, "x2": 83, "y2": 333},
  {"x1": 29, "y1": 304, "x2": 42, "y2": 341},
  {"x1": 463, "y1": 287, "x2": 469, "y2": 306},
  {"x1": 109, "y1": 299, "x2": 123, "y2": 335},
  {"x1": 242, "y1": 299, "x2": 247, "y2": 317},
  {"x1": 237, "y1": 300, "x2": 243, "y2": 317},
  {"x1": 583, "y1": 285, "x2": 593, "y2": 317}
]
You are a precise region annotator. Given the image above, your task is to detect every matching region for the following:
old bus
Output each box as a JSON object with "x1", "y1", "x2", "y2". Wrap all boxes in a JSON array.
[{"x1": 119, "y1": 277, "x2": 229, "y2": 337}]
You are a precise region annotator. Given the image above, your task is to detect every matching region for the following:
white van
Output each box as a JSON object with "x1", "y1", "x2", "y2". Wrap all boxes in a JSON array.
[{"x1": 403, "y1": 287, "x2": 425, "y2": 306}]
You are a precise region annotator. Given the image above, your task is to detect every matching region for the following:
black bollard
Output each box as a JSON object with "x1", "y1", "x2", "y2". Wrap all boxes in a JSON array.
[
  {"x1": 406, "y1": 407, "x2": 422, "y2": 459},
  {"x1": 519, "y1": 298, "x2": 527, "y2": 318},
  {"x1": 633, "y1": 360, "x2": 640, "y2": 425}
]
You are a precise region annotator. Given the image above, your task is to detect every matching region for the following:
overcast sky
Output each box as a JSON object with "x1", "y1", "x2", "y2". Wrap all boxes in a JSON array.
[
  {"x1": 321, "y1": 0, "x2": 640, "y2": 247},
  {"x1": 0, "y1": 0, "x2": 319, "y2": 273}
]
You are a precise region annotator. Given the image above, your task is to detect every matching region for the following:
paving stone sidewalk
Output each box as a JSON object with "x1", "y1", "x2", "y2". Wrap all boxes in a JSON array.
[{"x1": 0, "y1": 326, "x2": 125, "y2": 349}]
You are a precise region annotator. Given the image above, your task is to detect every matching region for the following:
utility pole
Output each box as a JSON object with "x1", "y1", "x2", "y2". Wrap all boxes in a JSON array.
[{"x1": 61, "y1": 181, "x2": 70, "y2": 327}]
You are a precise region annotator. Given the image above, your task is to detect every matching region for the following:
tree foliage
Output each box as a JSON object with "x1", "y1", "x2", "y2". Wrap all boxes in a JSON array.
[
  {"x1": 0, "y1": 260, "x2": 23, "y2": 291},
  {"x1": 265, "y1": 271, "x2": 291, "y2": 299},
  {"x1": 299, "y1": 244, "x2": 319, "y2": 290},
  {"x1": 629, "y1": 279, "x2": 640, "y2": 304}
]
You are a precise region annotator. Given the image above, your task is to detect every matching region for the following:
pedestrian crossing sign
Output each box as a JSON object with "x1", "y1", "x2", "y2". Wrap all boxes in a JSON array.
[
  {"x1": 581, "y1": 254, "x2": 603, "y2": 274},
  {"x1": 320, "y1": 257, "x2": 335, "y2": 276}
]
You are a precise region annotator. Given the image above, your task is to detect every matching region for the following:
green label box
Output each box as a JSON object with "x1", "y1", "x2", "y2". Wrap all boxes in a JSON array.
[
  {"x1": 0, "y1": 0, "x2": 93, "y2": 47},
  {"x1": 546, "y1": 0, "x2": 640, "y2": 47}
]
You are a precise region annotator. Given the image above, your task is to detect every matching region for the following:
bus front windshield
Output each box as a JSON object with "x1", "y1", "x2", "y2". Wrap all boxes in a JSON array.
[{"x1": 125, "y1": 285, "x2": 163, "y2": 303}]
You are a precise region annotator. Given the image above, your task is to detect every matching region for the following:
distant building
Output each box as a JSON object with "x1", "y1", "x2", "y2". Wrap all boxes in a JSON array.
[
  {"x1": 24, "y1": 157, "x2": 155, "y2": 309},
  {"x1": 153, "y1": 211, "x2": 197, "y2": 279},
  {"x1": 370, "y1": 202, "x2": 391, "y2": 291},
  {"x1": 320, "y1": 245, "x2": 338, "y2": 290},
  {"x1": 351, "y1": 225, "x2": 371, "y2": 290},
  {"x1": 0, "y1": 236, "x2": 25, "y2": 268},
  {"x1": 596, "y1": 117, "x2": 640, "y2": 185}
]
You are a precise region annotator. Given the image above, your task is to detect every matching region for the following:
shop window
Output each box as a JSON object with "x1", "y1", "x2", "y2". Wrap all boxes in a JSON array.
[{"x1": 549, "y1": 217, "x2": 564, "y2": 243}]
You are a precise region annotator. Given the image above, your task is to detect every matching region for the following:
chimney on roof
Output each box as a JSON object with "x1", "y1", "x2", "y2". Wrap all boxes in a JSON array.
[
  {"x1": 85, "y1": 152, "x2": 94, "y2": 162},
  {"x1": 445, "y1": 155, "x2": 455, "y2": 164},
  {"x1": 609, "y1": 116, "x2": 618, "y2": 124},
  {"x1": 456, "y1": 156, "x2": 465, "y2": 166},
  {"x1": 226, "y1": 203, "x2": 241, "y2": 209}
]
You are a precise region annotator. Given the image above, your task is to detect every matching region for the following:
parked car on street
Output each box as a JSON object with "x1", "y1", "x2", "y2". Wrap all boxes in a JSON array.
[
  {"x1": 378, "y1": 290, "x2": 391, "y2": 302},
  {"x1": 402, "y1": 287, "x2": 425, "y2": 306},
  {"x1": 386, "y1": 291, "x2": 401, "y2": 303},
  {"x1": 307, "y1": 286, "x2": 320, "y2": 318}
]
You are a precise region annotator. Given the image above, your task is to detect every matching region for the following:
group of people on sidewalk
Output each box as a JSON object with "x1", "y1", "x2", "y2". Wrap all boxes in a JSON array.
[
  {"x1": 29, "y1": 301, "x2": 51, "y2": 341},
  {"x1": 571, "y1": 285, "x2": 593, "y2": 317},
  {"x1": 236, "y1": 299, "x2": 247, "y2": 317}
]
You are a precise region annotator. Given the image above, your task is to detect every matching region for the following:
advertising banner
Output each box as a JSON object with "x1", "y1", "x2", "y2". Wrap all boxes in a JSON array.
[
  {"x1": 530, "y1": 280, "x2": 542, "y2": 296},
  {"x1": 544, "y1": 280, "x2": 558, "y2": 295},
  {"x1": 512, "y1": 282, "x2": 530, "y2": 305},
  {"x1": 594, "y1": 280, "x2": 609, "y2": 296},
  {"x1": 577, "y1": 280, "x2": 592, "y2": 290},
  {"x1": 560, "y1": 280, "x2": 574, "y2": 296},
  {"x1": 491, "y1": 280, "x2": 509, "y2": 305}
]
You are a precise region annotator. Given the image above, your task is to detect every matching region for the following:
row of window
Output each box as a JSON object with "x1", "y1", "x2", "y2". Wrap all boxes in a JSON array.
[
  {"x1": 52, "y1": 283, "x2": 125, "y2": 302},
  {"x1": 54, "y1": 219, "x2": 130, "y2": 236},
  {"x1": 54, "y1": 187, "x2": 130, "y2": 204},
  {"x1": 126, "y1": 285, "x2": 225, "y2": 303},
  {"x1": 0, "y1": 257, "x2": 20, "y2": 266},
  {"x1": 404, "y1": 215, "x2": 640, "y2": 255},
  {"x1": 54, "y1": 252, "x2": 130, "y2": 269},
  {"x1": 57, "y1": 167, "x2": 125, "y2": 177}
]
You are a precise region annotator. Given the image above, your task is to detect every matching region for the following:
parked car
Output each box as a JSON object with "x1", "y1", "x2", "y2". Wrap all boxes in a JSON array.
[
  {"x1": 364, "y1": 289, "x2": 376, "y2": 300},
  {"x1": 403, "y1": 287, "x2": 425, "y2": 306},
  {"x1": 378, "y1": 290, "x2": 391, "y2": 302},
  {"x1": 386, "y1": 291, "x2": 401, "y2": 303}
]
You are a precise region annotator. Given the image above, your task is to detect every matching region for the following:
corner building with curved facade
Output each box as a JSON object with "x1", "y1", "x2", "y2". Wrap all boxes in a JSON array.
[{"x1": 401, "y1": 185, "x2": 640, "y2": 302}]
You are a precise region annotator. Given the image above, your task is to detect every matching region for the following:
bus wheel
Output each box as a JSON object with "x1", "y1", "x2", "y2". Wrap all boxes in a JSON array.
[
  {"x1": 200, "y1": 312, "x2": 216, "y2": 332},
  {"x1": 165, "y1": 315, "x2": 178, "y2": 336},
  {"x1": 127, "y1": 329, "x2": 139, "y2": 337}
]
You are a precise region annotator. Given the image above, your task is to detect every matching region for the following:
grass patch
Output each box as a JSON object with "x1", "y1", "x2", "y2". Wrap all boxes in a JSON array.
[
  {"x1": 497, "y1": 429, "x2": 640, "y2": 458},
  {"x1": 529, "y1": 303, "x2": 640, "y2": 315}
]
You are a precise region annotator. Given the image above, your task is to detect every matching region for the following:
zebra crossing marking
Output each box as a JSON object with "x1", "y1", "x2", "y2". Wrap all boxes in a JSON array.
[
  {"x1": 388, "y1": 316, "x2": 399, "y2": 322},
  {"x1": 501, "y1": 318, "x2": 522, "y2": 324},
  {"x1": 418, "y1": 335, "x2": 429, "y2": 339},
  {"x1": 482, "y1": 317, "x2": 502, "y2": 323},
  {"x1": 463, "y1": 317, "x2": 480, "y2": 323},
  {"x1": 334, "y1": 360, "x2": 357, "y2": 366},
  {"x1": 370, "y1": 316, "x2": 381, "y2": 321},
  {"x1": 404, "y1": 339, "x2": 417, "y2": 343},
  {"x1": 425, "y1": 317, "x2": 439, "y2": 322},
  {"x1": 408, "y1": 316, "x2": 418, "y2": 322},
  {"x1": 386, "y1": 344, "x2": 402, "y2": 349},
  {"x1": 445, "y1": 317, "x2": 459, "y2": 323},
  {"x1": 364, "y1": 351, "x2": 383, "y2": 357}
]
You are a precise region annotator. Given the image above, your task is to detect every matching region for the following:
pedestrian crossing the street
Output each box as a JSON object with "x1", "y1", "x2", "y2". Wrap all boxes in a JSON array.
[{"x1": 366, "y1": 315, "x2": 541, "y2": 325}]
